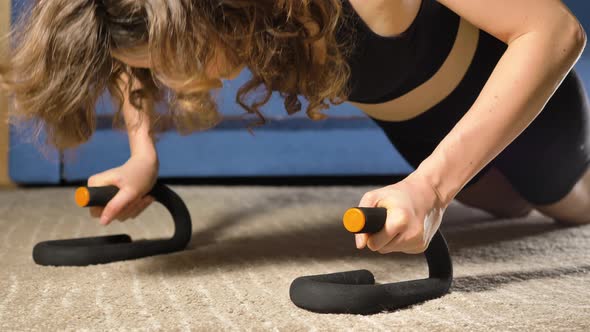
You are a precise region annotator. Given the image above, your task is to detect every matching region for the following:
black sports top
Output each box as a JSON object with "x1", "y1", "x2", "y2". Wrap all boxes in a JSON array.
[{"x1": 338, "y1": 0, "x2": 462, "y2": 104}]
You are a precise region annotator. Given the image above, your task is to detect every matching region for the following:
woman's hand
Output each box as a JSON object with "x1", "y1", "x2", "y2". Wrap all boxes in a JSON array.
[
  {"x1": 87, "y1": 154, "x2": 159, "y2": 225},
  {"x1": 355, "y1": 172, "x2": 447, "y2": 254}
]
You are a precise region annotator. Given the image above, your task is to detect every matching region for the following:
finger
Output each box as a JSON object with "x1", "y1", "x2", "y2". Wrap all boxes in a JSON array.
[
  {"x1": 89, "y1": 206, "x2": 103, "y2": 218},
  {"x1": 377, "y1": 233, "x2": 410, "y2": 254},
  {"x1": 123, "y1": 197, "x2": 148, "y2": 220},
  {"x1": 367, "y1": 208, "x2": 408, "y2": 252},
  {"x1": 121, "y1": 194, "x2": 154, "y2": 221},
  {"x1": 100, "y1": 188, "x2": 138, "y2": 225},
  {"x1": 113, "y1": 199, "x2": 137, "y2": 222},
  {"x1": 87, "y1": 170, "x2": 118, "y2": 187},
  {"x1": 377, "y1": 239, "x2": 405, "y2": 255},
  {"x1": 116, "y1": 197, "x2": 145, "y2": 222},
  {"x1": 355, "y1": 233, "x2": 369, "y2": 249},
  {"x1": 129, "y1": 196, "x2": 154, "y2": 219},
  {"x1": 358, "y1": 190, "x2": 380, "y2": 208},
  {"x1": 87, "y1": 174, "x2": 100, "y2": 187},
  {"x1": 379, "y1": 236, "x2": 427, "y2": 255}
]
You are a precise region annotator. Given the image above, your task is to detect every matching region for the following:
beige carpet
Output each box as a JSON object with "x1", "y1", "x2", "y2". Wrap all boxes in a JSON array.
[{"x1": 0, "y1": 185, "x2": 588, "y2": 331}]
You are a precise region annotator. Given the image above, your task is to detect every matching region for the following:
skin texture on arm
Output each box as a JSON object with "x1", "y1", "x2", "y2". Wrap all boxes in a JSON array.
[
  {"x1": 118, "y1": 72, "x2": 158, "y2": 161},
  {"x1": 413, "y1": 0, "x2": 587, "y2": 207}
]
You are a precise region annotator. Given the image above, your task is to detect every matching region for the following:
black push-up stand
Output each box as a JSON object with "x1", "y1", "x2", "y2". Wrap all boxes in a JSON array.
[
  {"x1": 32, "y1": 185, "x2": 451, "y2": 314},
  {"x1": 289, "y1": 207, "x2": 453, "y2": 315},
  {"x1": 32, "y1": 182, "x2": 192, "y2": 266}
]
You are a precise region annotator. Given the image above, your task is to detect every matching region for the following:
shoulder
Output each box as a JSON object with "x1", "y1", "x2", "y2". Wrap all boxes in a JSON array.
[{"x1": 347, "y1": 0, "x2": 422, "y2": 37}]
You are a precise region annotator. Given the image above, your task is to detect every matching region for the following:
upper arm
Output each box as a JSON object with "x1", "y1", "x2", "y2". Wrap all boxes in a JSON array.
[{"x1": 435, "y1": 0, "x2": 584, "y2": 45}]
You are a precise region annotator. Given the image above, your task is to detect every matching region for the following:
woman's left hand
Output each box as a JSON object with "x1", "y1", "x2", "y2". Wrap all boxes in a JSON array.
[{"x1": 355, "y1": 172, "x2": 448, "y2": 254}]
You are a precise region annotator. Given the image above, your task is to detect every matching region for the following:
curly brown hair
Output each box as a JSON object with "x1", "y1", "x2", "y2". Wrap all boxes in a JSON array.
[{"x1": 0, "y1": 0, "x2": 356, "y2": 150}]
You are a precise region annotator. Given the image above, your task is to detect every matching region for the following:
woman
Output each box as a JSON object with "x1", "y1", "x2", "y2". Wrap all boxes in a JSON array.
[{"x1": 1, "y1": 0, "x2": 587, "y2": 255}]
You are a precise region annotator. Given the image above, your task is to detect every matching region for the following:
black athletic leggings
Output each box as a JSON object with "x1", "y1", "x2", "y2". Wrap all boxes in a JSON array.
[{"x1": 370, "y1": 31, "x2": 590, "y2": 206}]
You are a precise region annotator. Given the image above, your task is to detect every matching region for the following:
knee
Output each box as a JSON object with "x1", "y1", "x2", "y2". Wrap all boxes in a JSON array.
[
  {"x1": 536, "y1": 204, "x2": 590, "y2": 225},
  {"x1": 534, "y1": 175, "x2": 590, "y2": 225},
  {"x1": 455, "y1": 194, "x2": 534, "y2": 219},
  {"x1": 552, "y1": 215, "x2": 590, "y2": 226},
  {"x1": 489, "y1": 206, "x2": 533, "y2": 219}
]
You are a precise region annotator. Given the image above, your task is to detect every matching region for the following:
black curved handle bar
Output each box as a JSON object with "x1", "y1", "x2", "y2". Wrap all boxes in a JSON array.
[
  {"x1": 289, "y1": 207, "x2": 452, "y2": 315},
  {"x1": 32, "y1": 182, "x2": 192, "y2": 266}
]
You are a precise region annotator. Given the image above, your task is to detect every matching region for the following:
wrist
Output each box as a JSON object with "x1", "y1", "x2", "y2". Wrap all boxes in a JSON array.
[
  {"x1": 402, "y1": 173, "x2": 442, "y2": 212},
  {"x1": 409, "y1": 161, "x2": 459, "y2": 209},
  {"x1": 130, "y1": 148, "x2": 159, "y2": 168},
  {"x1": 129, "y1": 133, "x2": 157, "y2": 162}
]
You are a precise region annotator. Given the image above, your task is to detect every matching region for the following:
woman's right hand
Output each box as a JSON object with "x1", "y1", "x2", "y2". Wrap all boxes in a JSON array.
[{"x1": 87, "y1": 154, "x2": 159, "y2": 225}]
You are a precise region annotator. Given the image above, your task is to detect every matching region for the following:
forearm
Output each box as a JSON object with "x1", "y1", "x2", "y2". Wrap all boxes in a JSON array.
[
  {"x1": 413, "y1": 21, "x2": 586, "y2": 206},
  {"x1": 124, "y1": 100, "x2": 157, "y2": 160},
  {"x1": 119, "y1": 73, "x2": 157, "y2": 162}
]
